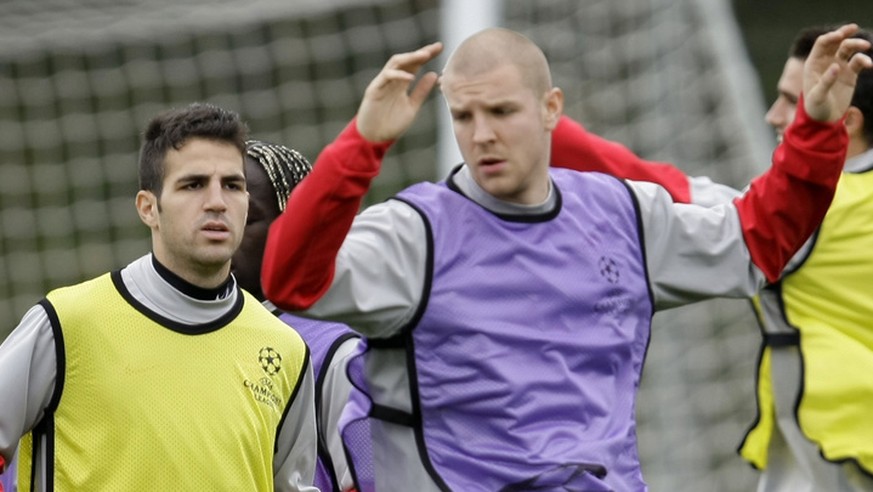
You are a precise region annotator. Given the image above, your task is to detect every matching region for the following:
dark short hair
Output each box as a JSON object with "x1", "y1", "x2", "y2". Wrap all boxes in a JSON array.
[
  {"x1": 788, "y1": 27, "x2": 831, "y2": 60},
  {"x1": 138, "y1": 103, "x2": 249, "y2": 194},
  {"x1": 790, "y1": 27, "x2": 873, "y2": 144}
]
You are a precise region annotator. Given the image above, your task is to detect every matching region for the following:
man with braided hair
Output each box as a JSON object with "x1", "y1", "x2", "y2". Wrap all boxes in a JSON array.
[
  {"x1": 232, "y1": 139, "x2": 367, "y2": 492},
  {"x1": 232, "y1": 140, "x2": 314, "y2": 302},
  {"x1": 0, "y1": 103, "x2": 319, "y2": 491}
]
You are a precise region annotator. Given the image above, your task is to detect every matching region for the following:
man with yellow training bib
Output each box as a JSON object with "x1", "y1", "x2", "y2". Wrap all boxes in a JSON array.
[
  {"x1": 0, "y1": 103, "x2": 319, "y2": 491},
  {"x1": 550, "y1": 26, "x2": 873, "y2": 492}
]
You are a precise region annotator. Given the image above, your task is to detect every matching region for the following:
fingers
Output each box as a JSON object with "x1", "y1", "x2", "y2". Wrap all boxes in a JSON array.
[
  {"x1": 384, "y1": 42, "x2": 444, "y2": 74},
  {"x1": 802, "y1": 23, "x2": 871, "y2": 123},
  {"x1": 813, "y1": 62, "x2": 841, "y2": 95},
  {"x1": 828, "y1": 23, "x2": 860, "y2": 46},
  {"x1": 810, "y1": 23, "x2": 859, "y2": 59},
  {"x1": 833, "y1": 23, "x2": 860, "y2": 40},
  {"x1": 849, "y1": 52, "x2": 873, "y2": 73},
  {"x1": 355, "y1": 43, "x2": 443, "y2": 142},
  {"x1": 837, "y1": 38, "x2": 873, "y2": 63},
  {"x1": 370, "y1": 69, "x2": 416, "y2": 91},
  {"x1": 806, "y1": 23, "x2": 871, "y2": 79},
  {"x1": 369, "y1": 42, "x2": 442, "y2": 92},
  {"x1": 803, "y1": 61, "x2": 837, "y2": 116},
  {"x1": 409, "y1": 72, "x2": 439, "y2": 108}
]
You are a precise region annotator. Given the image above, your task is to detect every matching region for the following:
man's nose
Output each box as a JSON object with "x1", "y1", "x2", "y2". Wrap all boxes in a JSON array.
[
  {"x1": 765, "y1": 99, "x2": 787, "y2": 130},
  {"x1": 204, "y1": 181, "x2": 227, "y2": 211},
  {"x1": 472, "y1": 116, "x2": 496, "y2": 143}
]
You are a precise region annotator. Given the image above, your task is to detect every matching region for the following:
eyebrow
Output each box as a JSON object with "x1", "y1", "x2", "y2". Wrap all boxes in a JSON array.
[
  {"x1": 222, "y1": 174, "x2": 246, "y2": 184},
  {"x1": 778, "y1": 89, "x2": 799, "y2": 104},
  {"x1": 448, "y1": 99, "x2": 520, "y2": 116},
  {"x1": 175, "y1": 173, "x2": 246, "y2": 185}
]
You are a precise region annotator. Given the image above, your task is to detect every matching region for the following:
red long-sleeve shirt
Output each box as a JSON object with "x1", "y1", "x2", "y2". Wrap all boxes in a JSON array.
[{"x1": 262, "y1": 100, "x2": 845, "y2": 309}]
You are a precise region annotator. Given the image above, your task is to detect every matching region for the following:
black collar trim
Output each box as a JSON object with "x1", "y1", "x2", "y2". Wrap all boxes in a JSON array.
[
  {"x1": 445, "y1": 165, "x2": 561, "y2": 223},
  {"x1": 151, "y1": 255, "x2": 234, "y2": 300},
  {"x1": 112, "y1": 269, "x2": 244, "y2": 335}
]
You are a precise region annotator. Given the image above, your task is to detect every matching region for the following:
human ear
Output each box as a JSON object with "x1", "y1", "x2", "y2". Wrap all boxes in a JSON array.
[
  {"x1": 844, "y1": 106, "x2": 864, "y2": 139},
  {"x1": 135, "y1": 190, "x2": 159, "y2": 228},
  {"x1": 544, "y1": 87, "x2": 564, "y2": 131}
]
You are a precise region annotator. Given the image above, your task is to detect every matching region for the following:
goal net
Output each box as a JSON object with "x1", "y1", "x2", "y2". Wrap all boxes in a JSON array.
[{"x1": 0, "y1": 0, "x2": 772, "y2": 490}]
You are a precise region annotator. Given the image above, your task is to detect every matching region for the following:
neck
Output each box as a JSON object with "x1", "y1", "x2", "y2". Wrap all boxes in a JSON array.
[
  {"x1": 453, "y1": 165, "x2": 557, "y2": 215},
  {"x1": 846, "y1": 138, "x2": 870, "y2": 161},
  {"x1": 151, "y1": 255, "x2": 234, "y2": 299}
]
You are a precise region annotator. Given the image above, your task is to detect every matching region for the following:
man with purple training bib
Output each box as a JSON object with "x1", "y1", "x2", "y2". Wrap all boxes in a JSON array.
[{"x1": 261, "y1": 25, "x2": 872, "y2": 491}]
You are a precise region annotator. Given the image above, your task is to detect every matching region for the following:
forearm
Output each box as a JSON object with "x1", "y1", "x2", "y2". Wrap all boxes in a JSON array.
[
  {"x1": 550, "y1": 115, "x2": 692, "y2": 203},
  {"x1": 262, "y1": 119, "x2": 391, "y2": 310},
  {"x1": 734, "y1": 96, "x2": 847, "y2": 282}
]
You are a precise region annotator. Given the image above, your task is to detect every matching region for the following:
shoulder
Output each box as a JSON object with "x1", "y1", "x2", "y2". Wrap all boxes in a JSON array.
[
  {"x1": 44, "y1": 272, "x2": 117, "y2": 319},
  {"x1": 550, "y1": 167, "x2": 627, "y2": 190},
  {"x1": 46, "y1": 272, "x2": 114, "y2": 300}
]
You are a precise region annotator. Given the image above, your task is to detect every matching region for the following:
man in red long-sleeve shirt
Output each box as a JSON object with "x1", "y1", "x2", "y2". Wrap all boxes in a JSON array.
[
  {"x1": 550, "y1": 27, "x2": 873, "y2": 492},
  {"x1": 261, "y1": 25, "x2": 871, "y2": 492}
]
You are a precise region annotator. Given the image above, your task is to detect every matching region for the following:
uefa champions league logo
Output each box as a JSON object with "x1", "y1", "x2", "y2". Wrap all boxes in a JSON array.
[
  {"x1": 258, "y1": 346, "x2": 282, "y2": 376},
  {"x1": 598, "y1": 256, "x2": 620, "y2": 285},
  {"x1": 244, "y1": 347, "x2": 285, "y2": 410}
]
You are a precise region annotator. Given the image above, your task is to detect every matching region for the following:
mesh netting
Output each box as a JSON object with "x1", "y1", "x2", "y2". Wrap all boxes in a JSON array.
[
  {"x1": 0, "y1": 0, "x2": 442, "y2": 327},
  {"x1": 1, "y1": 1, "x2": 772, "y2": 490}
]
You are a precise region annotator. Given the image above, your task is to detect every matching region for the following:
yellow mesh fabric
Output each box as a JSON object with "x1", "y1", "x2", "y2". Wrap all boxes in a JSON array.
[{"x1": 38, "y1": 273, "x2": 306, "y2": 490}]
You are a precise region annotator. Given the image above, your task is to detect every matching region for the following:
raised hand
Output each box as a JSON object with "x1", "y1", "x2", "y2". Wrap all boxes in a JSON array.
[
  {"x1": 356, "y1": 42, "x2": 444, "y2": 142},
  {"x1": 803, "y1": 23, "x2": 873, "y2": 122}
]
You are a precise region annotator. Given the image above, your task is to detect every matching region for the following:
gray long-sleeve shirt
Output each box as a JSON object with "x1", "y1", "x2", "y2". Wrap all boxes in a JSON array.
[
  {"x1": 304, "y1": 165, "x2": 768, "y2": 337},
  {"x1": 0, "y1": 254, "x2": 320, "y2": 492},
  {"x1": 261, "y1": 106, "x2": 846, "y2": 491}
]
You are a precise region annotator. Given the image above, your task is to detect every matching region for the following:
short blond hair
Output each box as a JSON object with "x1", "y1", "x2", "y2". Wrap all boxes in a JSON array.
[{"x1": 443, "y1": 28, "x2": 552, "y2": 96}]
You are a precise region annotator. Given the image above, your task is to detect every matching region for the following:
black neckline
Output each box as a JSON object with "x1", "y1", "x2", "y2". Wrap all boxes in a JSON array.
[
  {"x1": 111, "y1": 270, "x2": 244, "y2": 335},
  {"x1": 444, "y1": 165, "x2": 562, "y2": 223},
  {"x1": 151, "y1": 255, "x2": 234, "y2": 300}
]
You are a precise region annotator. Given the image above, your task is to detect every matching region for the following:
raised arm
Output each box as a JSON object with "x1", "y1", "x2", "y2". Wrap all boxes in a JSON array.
[
  {"x1": 551, "y1": 25, "x2": 870, "y2": 210},
  {"x1": 262, "y1": 43, "x2": 443, "y2": 310},
  {"x1": 736, "y1": 24, "x2": 872, "y2": 282},
  {"x1": 636, "y1": 26, "x2": 872, "y2": 308}
]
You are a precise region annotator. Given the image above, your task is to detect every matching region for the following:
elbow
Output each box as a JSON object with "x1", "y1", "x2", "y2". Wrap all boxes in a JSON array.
[
  {"x1": 261, "y1": 270, "x2": 330, "y2": 312},
  {"x1": 261, "y1": 278, "x2": 311, "y2": 311},
  {"x1": 263, "y1": 286, "x2": 316, "y2": 312}
]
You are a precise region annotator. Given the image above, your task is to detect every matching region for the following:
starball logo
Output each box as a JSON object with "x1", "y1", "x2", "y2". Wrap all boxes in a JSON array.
[
  {"x1": 258, "y1": 347, "x2": 283, "y2": 375},
  {"x1": 244, "y1": 347, "x2": 284, "y2": 410},
  {"x1": 598, "y1": 255, "x2": 620, "y2": 284},
  {"x1": 594, "y1": 255, "x2": 633, "y2": 317}
]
